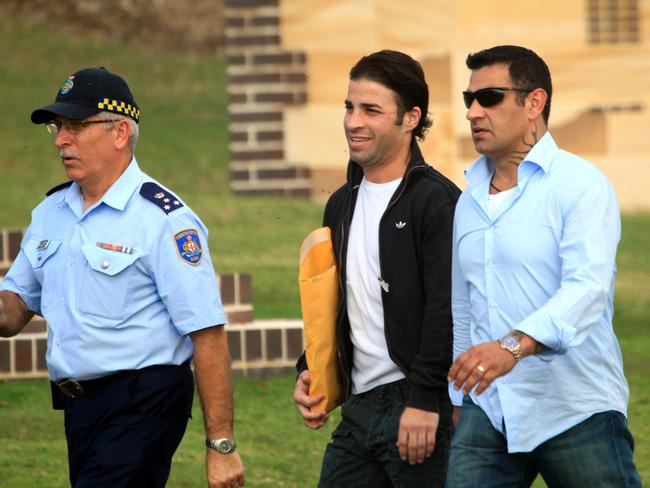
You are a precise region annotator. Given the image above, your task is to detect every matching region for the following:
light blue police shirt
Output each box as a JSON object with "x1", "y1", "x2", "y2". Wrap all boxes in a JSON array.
[
  {"x1": 450, "y1": 132, "x2": 629, "y2": 452},
  {"x1": 0, "y1": 159, "x2": 227, "y2": 381}
]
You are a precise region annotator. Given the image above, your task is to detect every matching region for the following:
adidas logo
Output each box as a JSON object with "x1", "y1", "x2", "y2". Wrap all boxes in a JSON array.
[{"x1": 395, "y1": 221, "x2": 406, "y2": 229}]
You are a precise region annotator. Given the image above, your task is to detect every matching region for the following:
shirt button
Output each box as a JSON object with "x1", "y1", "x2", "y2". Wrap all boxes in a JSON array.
[
  {"x1": 37, "y1": 253, "x2": 43, "y2": 261},
  {"x1": 101, "y1": 260, "x2": 109, "y2": 269},
  {"x1": 488, "y1": 260, "x2": 495, "y2": 267},
  {"x1": 491, "y1": 300, "x2": 498, "y2": 308}
]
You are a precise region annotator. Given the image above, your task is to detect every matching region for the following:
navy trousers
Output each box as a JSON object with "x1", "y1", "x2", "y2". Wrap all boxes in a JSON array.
[{"x1": 58, "y1": 363, "x2": 194, "y2": 488}]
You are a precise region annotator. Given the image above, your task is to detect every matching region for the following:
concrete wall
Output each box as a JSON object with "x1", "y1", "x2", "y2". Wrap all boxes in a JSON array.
[{"x1": 226, "y1": 0, "x2": 650, "y2": 210}]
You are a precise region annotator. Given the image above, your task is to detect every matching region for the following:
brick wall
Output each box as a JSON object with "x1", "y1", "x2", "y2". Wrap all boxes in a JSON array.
[
  {"x1": 0, "y1": 228, "x2": 303, "y2": 380},
  {"x1": 225, "y1": 0, "x2": 311, "y2": 197}
]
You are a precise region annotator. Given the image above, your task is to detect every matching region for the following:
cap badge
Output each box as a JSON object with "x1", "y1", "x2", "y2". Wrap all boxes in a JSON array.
[{"x1": 59, "y1": 77, "x2": 74, "y2": 96}]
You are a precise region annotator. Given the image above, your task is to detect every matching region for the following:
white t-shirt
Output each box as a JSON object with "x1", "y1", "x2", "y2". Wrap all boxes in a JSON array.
[
  {"x1": 346, "y1": 176, "x2": 405, "y2": 394},
  {"x1": 487, "y1": 186, "x2": 516, "y2": 216}
]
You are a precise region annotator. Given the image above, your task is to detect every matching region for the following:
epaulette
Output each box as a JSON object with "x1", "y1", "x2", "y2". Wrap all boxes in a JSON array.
[
  {"x1": 139, "y1": 182, "x2": 184, "y2": 214},
  {"x1": 45, "y1": 181, "x2": 73, "y2": 196}
]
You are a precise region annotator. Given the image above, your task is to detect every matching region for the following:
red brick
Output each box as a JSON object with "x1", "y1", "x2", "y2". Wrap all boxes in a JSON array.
[
  {"x1": 251, "y1": 16, "x2": 279, "y2": 27},
  {"x1": 229, "y1": 112, "x2": 282, "y2": 123},
  {"x1": 266, "y1": 329, "x2": 283, "y2": 359},
  {"x1": 286, "y1": 328, "x2": 304, "y2": 358},
  {"x1": 257, "y1": 130, "x2": 283, "y2": 141},
  {"x1": 220, "y1": 274, "x2": 235, "y2": 304},
  {"x1": 226, "y1": 0, "x2": 278, "y2": 7},
  {"x1": 245, "y1": 330, "x2": 262, "y2": 360},
  {"x1": 231, "y1": 149, "x2": 284, "y2": 161},
  {"x1": 0, "y1": 340, "x2": 9, "y2": 372},
  {"x1": 253, "y1": 53, "x2": 293, "y2": 65},
  {"x1": 36, "y1": 339, "x2": 47, "y2": 371},
  {"x1": 229, "y1": 131, "x2": 248, "y2": 142},
  {"x1": 15, "y1": 340, "x2": 32, "y2": 372},
  {"x1": 228, "y1": 73, "x2": 280, "y2": 84},
  {"x1": 23, "y1": 319, "x2": 47, "y2": 334},
  {"x1": 225, "y1": 17, "x2": 245, "y2": 28},
  {"x1": 232, "y1": 169, "x2": 251, "y2": 181},
  {"x1": 226, "y1": 329, "x2": 241, "y2": 361},
  {"x1": 239, "y1": 274, "x2": 252, "y2": 304},
  {"x1": 227, "y1": 310, "x2": 253, "y2": 324},
  {"x1": 229, "y1": 93, "x2": 248, "y2": 104},
  {"x1": 8, "y1": 230, "x2": 23, "y2": 261},
  {"x1": 255, "y1": 92, "x2": 296, "y2": 103},
  {"x1": 227, "y1": 35, "x2": 280, "y2": 47}
]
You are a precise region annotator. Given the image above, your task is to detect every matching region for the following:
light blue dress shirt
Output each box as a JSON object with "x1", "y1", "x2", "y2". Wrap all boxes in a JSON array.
[
  {"x1": 451, "y1": 132, "x2": 629, "y2": 452},
  {"x1": 1, "y1": 159, "x2": 227, "y2": 381}
]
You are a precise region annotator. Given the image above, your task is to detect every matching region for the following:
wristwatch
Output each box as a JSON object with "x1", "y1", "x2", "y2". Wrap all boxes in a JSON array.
[
  {"x1": 205, "y1": 438, "x2": 237, "y2": 454},
  {"x1": 499, "y1": 334, "x2": 522, "y2": 362}
]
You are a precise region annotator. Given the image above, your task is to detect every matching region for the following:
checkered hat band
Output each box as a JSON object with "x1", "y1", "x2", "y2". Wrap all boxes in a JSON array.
[{"x1": 97, "y1": 98, "x2": 140, "y2": 122}]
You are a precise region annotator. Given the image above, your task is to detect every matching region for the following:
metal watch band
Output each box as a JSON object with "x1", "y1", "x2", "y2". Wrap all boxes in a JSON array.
[{"x1": 205, "y1": 438, "x2": 237, "y2": 454}]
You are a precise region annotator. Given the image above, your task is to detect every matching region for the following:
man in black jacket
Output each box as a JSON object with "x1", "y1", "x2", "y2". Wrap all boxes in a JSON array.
[{"x1": 293, "y1": 50, "x2": 460, "y2": 487}]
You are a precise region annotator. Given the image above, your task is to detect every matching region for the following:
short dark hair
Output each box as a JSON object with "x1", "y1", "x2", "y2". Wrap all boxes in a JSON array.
[
  {"x1": 350, "y1": 50, "x2": 432, "y2": 141},
  {"x1": 466, "y1": 45, "x2": 552, "y2": 124}
]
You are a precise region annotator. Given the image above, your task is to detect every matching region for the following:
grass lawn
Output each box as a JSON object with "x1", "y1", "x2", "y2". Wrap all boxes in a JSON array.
[{"x1": 0, "y1": 13, "x2": 648, "y2": 488}]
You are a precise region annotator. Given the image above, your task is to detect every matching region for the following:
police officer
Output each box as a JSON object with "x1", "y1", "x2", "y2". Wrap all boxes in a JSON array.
[{"x1": 0, "y1": 67, "x2": 245, "y2": 488}]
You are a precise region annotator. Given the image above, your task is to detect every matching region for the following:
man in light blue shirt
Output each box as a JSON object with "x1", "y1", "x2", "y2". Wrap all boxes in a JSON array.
[
  {"x1": 0, "y1": 67, "x2": 245, "y2": 488},
  {"x1": 446, "y1": 45, "x2": 641, "y2": 487}
]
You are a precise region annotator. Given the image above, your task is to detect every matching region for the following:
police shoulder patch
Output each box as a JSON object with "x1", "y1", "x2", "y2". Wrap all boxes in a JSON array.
[
  {"x1": 140, "y1": 182, "x2": 184, "y2": 214},
  {"x1": 46, "y1": 181, "x2": 73, "y2": 196},
  {"x1": 174, "y1": 228, "x2": 203, "y2": 265}
]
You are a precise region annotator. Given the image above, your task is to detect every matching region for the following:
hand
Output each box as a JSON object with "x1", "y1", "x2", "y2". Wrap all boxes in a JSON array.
[
  {"x1": 397, "y1": 407, "x2": 439, "y2": 465},
  {"x1": 293, "y1": 370, "x2": 329, "y2": 429},
  {"x1": 447, "y1": 341, "x2": 517, "y2": 396},
  {"x1": 206, "y1": 450, "x2": 245, "y2": 488}
]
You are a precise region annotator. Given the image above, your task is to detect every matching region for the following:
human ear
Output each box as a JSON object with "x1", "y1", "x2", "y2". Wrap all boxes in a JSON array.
[
  {"x1": 114, "y1": 119, "x2": 131, "y2": 151},
  {"x1": 404, "y1": 106, "x2": 421, "y2": 132},
  {"x1": 528, "y1": 88, "x2": 547, "y2": 121}
]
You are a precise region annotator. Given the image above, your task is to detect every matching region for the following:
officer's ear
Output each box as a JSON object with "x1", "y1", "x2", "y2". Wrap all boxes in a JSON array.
[{"x1": 113, "y1": 119, "x2": 131, "y2": 151}]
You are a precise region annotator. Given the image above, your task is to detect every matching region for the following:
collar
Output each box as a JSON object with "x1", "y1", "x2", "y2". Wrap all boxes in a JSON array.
[
  {"x1": 62, "y1": 157, "x2": 143, "y2": 213},
  {"x1": 464, "y1": 131, "x2": 558, "y2": 188}
]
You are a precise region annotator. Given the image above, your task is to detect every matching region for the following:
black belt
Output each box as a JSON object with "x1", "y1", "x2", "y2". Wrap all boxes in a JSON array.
[{"x1": 52, "y1": 361, "x2": 190, "y2": 400}]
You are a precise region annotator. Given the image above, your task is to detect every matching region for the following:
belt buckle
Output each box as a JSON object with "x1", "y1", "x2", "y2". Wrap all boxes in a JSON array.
[{"x1": 57, "y1": 379, "x2": 85, "y2": 398}]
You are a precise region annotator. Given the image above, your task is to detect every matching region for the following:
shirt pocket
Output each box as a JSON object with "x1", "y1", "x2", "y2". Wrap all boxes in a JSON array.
[
  {"x1": 23, "y1": 239, "x2": 63, "y2": 284},
  {"x1": 78, "y1": 244, "x2": 141, "y2": 323}
]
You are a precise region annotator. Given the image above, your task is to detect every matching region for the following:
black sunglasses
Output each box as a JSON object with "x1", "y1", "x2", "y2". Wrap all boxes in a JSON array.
[{"x1": 463, "y1": 87, "x2": 533, "y2": 109}]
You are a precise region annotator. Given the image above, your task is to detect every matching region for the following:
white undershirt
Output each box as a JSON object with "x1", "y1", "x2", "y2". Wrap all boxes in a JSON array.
[
  {"x1": 488, "y1": 187, "x2": 516, "y2": 216},
  {"x1": 346, "y1": 176, "x2": 405, "y2": 394}
]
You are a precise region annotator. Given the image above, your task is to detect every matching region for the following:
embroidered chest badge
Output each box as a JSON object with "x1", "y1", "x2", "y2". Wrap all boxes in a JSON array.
[{"x1": 174, "y1": 228, "x2": 203, "y2": 265}]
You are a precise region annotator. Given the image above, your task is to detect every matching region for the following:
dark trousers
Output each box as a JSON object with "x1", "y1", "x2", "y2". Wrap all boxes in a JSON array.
[
  {"x1": 319, "y1": 379, "x2": 452, "y2": 488},
  {"x1": 59, "y1": 363, "x2": 194, "y2": 488}
]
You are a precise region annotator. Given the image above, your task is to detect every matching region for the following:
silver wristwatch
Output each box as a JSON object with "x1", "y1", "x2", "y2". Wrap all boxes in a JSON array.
[{"x1": 205, "y1": 438, "x2": 237, "y2": 454}]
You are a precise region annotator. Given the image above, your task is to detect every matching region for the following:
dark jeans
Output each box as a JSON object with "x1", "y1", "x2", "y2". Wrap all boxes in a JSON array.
[
  {"x1": 446, "y1": 396, "x2": 642, "y2": 488},
  {"x1": 62, "y1": 363, "x2": 194, "y2": 488},
  {"x1": 319, "y1": 379, "x2": 452, "y2": 488}
]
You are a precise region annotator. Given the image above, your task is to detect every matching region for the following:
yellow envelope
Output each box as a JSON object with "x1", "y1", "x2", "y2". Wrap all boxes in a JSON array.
[{"x1": 299, "y1": 226, "x2": 341, "y2": 413}]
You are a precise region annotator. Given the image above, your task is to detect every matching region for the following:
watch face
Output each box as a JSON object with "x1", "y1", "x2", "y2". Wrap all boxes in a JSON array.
[
  {"x1": 502, "y1": 336, "x2": 518, "y2": 349},
  {"x1": 206, "y1": 438, "x2": 236, "y2": 453},
  {"x1": 216, "y1": 439, "x2": 235, "y2": 453}
]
